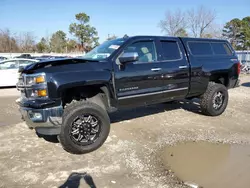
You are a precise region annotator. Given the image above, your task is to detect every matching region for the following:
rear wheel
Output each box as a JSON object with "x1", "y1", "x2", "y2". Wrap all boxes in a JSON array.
[
  {"x1": 59, "y1": 100, "x2": 110, "y2": 154},
  {"x1": 200, "y1": 82, "x2": 228, "y2": 116}
]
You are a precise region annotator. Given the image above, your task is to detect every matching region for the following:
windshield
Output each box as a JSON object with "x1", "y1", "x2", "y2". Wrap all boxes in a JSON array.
[{"x1": 83, "y1": 38, "x2": 126, "y2": 60}]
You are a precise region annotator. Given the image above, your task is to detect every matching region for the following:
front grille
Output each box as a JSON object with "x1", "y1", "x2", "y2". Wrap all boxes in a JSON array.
[
  {"x1": 16, "y1": 74, "x2": 32, "y2": 89},
  {"x1": 16, "y1": 74, "x2": 26, "y2": 97},
  {"x1": 17, "y1": 74, "x2": 32, "y2": 97},
  {"x1": 17, "y1": 74, "x2": 25, "y2": 89}
]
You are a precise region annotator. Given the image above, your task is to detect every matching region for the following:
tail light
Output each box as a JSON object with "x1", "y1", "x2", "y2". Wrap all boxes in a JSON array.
[{"x1": 237, "y1": 61, "x2": 241, "y2": 75}]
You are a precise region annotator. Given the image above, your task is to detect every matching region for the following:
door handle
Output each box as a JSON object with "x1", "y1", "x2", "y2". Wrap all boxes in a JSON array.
[
  {"x1": 179, "y1": 65, "x2": 188, "y2": 69},
  {"x1": 151, "y1": 68, "x2": 162, "y2": 72}
]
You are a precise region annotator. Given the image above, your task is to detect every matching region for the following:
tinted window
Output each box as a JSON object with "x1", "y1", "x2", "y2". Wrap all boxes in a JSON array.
[
  {"x1": 160, "y1": 41, "x2": 181, "y2": 60},
  {"x1": 123, "y1": 41, "x2": 157, "y2": 63},
  {"x1": 188, "y1": 42, "x2": 213, "y2": 55},
  {"x1": 211, "y1": 43, "x2": 232, "y2": 55}
]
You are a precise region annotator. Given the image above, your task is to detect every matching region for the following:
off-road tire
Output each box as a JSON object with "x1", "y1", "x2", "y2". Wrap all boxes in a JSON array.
[
  {"x1": 59, "y1": 100, "x2": 110, "y2": 154},
  {"x1": 200, "y1": 82, "x2": 228, "y2": 116}
]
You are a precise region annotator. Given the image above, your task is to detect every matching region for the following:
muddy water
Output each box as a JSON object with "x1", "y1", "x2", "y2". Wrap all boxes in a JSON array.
[{"x1": 162, "y1": 142, "x2": 250, "y2": 188}]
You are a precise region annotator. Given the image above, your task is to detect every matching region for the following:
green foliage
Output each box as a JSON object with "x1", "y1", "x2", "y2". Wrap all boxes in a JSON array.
[
  {"x1": 50, "y1": 30, "x2": 67, "y2": 53},
  {"x1": 223, "y1": 17, "x2": 250, "y2": 50},
  {"x1": 66, "y1": 39, "x2": 77, "y2": 52},
  {"x1": 69, "y1": 12, "x2": 99, "y2": 50},
  {"x1": 242, "y1": 17, "x2": 250, "y2": 49},
  {"x1": 36, "y1": 37, "x2": 49, "y2": 53}
]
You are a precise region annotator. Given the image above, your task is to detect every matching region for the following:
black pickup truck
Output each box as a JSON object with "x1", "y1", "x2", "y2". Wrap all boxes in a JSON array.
[{"x1": 16, "y1": 36, "x2": 240, "y2": 154}]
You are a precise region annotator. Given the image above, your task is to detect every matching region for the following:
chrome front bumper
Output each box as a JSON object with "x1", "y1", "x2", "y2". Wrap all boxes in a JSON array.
[{"x1": 16, "y1": 98, "x2": 63, "y2": 129}]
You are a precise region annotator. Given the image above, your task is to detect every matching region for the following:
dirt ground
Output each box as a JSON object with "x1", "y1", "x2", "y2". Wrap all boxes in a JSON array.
[{"x1": 0, "y1": 75, "x2": 250, "y2": 188}]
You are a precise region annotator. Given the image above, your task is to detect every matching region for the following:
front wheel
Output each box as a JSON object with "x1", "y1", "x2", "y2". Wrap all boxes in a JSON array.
[
  {"x1": 200, "y1": 82, "x2": 228, "y2": 116},
  {"x1": 59, "y1": 101, "x2": 110, "y2": 154}
]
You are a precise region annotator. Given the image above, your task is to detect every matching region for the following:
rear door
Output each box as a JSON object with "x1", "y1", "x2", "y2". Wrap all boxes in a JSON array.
[
  {"x1": 155, "y1": 38, "x2": 190, "y2": 100},
  {"x1": 113, "y1": 38, "x2": 166, "y2": 107}
]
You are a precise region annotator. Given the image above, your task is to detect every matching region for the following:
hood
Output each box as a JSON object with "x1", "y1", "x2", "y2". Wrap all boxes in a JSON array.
[{"x1": 19, "y1": 58, "x2": 99, "y2": 74}]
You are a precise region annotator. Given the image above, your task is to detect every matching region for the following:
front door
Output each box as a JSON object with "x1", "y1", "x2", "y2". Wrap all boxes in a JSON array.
[{"x1": 113, "y1": 39, "x2": 165, "y2": 108}]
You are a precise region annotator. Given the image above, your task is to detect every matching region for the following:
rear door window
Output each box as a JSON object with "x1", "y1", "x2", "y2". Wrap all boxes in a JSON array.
[
  {"x1": 188, "y1": 42, "x2": 213, "y2": 56},
  {"x1": 160, "y1": 41, "x2": 181, "y2": 61},
  {"x1": 211, "y1": 43, "x2": 232, "y2": 55}
]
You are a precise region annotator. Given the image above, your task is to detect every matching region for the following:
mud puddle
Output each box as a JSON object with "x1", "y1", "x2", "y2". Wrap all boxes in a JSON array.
[{"x1": 161, "y1": 141, "x2": 250, "y2": 188}]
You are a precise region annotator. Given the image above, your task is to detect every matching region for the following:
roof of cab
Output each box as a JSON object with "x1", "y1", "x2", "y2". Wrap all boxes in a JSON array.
[
  {"x1": 180, "y1": 37, "x2": 228, "y2": 42},
  {"x1": 121, "y1": 35, "x2": 227, "y2": 42}
]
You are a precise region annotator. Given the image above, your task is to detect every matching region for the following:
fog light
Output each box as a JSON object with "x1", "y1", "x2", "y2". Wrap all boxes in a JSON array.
[
  {"x1": 28, "y1": 111, "x2": 42, "y2": 121},
  {"x1": 34, "y1": 113, "x2": 42, "y2": 120}
]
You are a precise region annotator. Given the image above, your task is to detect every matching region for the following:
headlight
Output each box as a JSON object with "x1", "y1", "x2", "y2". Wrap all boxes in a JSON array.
[
  {"x1": 26, "y1": 74, "x2": 46, "y2": 85},
  {"x1": 24, "y1": 73, "x2": 48, "y2": 98}
]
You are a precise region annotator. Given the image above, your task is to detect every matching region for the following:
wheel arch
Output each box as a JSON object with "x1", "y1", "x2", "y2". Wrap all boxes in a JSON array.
[
  {"x1": 209, "y1": 73, "x2": 230, "y2": 88},
  {"x1": 60, "y1": 83, "x2": 113, "y2": 110}
]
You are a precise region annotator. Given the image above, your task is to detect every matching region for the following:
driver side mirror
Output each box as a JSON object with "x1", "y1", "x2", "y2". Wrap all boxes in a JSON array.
[{"x1": 119, "y1": 52, "x2": 139, "y2": 64}]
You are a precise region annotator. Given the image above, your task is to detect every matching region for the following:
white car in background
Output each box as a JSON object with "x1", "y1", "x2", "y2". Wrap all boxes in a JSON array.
[{"x1": 0, "y1": 58, "x2": 39, "y2": 87}]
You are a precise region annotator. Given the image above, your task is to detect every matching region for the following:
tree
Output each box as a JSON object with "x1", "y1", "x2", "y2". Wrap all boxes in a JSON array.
[
  {"x1": 36, "y1": 37, "x2": 49, "y2": 53},
  {"x1": 18, "y1": 32, "x2": 36, "y2": 52},
  {"x1": 159, "y1": 9, "x2": 187, "y2": 36},
  {"x1": 205, "y1": 24, "x2": 224, "y2": 39},
  {"x1": 50, "y1": 30, "x2": 67, "y2": 53},
  {"x1": 175, "y1": 28, "x2": 188, "y2": 37},
  {"x1": 242, "y1": 16, "x2": 250, "y2": 49},
  {"x1": 0, "y1": 29, "x2": 19, "y2": 52},
  {"x1": 66, "y1": 39, "x2": 78, "y2": 52},
  {"x1": 187, "y1": 6, "x2": 216, "y2": 38},
  {"x1": 106, "y1": 34, "x2": 118, "y2": 41},
  {"x1": 159, "y1": 6, "x2": 216, "y2": 38},
  {"x1": 222, "y1": 18, "x2": 246, "y2": 50},
  {"x1": 69, "y1": 13, "x2": 99, "y2": 51}
]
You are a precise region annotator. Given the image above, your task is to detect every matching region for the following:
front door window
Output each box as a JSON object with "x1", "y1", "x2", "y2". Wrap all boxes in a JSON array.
[{"x1": 122, "y1": 41, "x2": 157, "y2": 63}]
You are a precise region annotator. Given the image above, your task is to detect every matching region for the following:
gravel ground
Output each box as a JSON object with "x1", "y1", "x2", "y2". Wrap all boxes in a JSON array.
[
  {"x1": 0, "y1": 87, "x2": 19, "y2": 98},
  {"x1": 0, "y1": 75, "x2": 249, "y2": 188}
]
